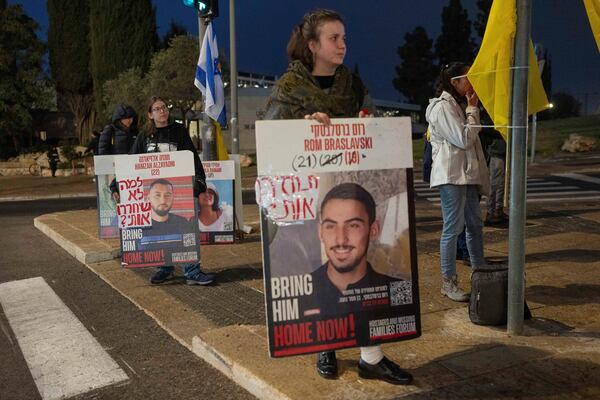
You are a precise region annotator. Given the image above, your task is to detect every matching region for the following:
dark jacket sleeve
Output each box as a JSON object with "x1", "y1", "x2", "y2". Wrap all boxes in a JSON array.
[
  {"x1": 98, "y1": 125, "x2": 113, "y2": 155},
  {"x1": 129, "y1": 131, "x2": 147, "y2": 155},
  {"x1": 175, "y1": 123, "x2": 206, "y2": 195}
]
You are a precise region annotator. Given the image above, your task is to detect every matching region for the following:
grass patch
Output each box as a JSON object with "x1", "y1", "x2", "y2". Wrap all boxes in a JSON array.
[
  {"x1": 410, "y1": 115, "x2": 600, "y2": 165},
  {"x1": 533, "y1": 115, "x2": 600, "y2": 158}
]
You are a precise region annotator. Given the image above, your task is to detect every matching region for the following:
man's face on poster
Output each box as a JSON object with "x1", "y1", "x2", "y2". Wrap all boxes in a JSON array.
[
  {"x1": 149, "y1": 182, "x2": 174, "y2": 217},
  {"x1": 319, "y1": 199, "x2": 379, "y2": 274}
]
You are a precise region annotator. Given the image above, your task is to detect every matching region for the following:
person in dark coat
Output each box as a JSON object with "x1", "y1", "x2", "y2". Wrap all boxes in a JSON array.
[
  {"x1": 98, "y1": 104, "x2": 138, "y2": 155},
  {"x1": 47, "y1": 146, "x2": 59, "y2": 178}
]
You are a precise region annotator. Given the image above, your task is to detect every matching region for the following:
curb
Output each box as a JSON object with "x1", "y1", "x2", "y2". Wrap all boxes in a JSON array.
[
  {"x1": 34, "y1": 216, "x2": 119, "y2": 264},
  {"x1": 0, "y1": 193, "x2": 96, "y2": 203},
  {"x1": 192, "y1": 336, "x2": 291, "y2": 400}
]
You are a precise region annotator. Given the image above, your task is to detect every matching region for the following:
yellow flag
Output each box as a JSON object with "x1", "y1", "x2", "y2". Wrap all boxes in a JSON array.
[
  {"x1": 467, "y1": 0, "x2": 549, "y2": 140},
  {"x1": 215, "y1": 122, "x2": 229, "y2": 161},
  {"x1": 584, "y1": 0, "x2": 600, "y2": 53}
]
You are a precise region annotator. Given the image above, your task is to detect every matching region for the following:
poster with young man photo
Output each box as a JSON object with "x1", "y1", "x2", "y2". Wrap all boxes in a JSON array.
[
  {"x1": 115, "y1": 151, "x2": 200, "y2": 268},
  {"x1": 256, "y1": 117, "x2": 421, "y2": 358}
]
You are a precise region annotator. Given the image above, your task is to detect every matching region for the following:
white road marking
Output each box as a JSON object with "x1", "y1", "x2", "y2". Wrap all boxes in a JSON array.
[
  {"x1": 554, "y1": 173, "x2": 600, "y2": 186},
  {"x1": 0, "y1": 277, "x2": 128, "y2": 400},
  {"x1": 526, "y1": 181, "x2": 560, "y2": 186}
]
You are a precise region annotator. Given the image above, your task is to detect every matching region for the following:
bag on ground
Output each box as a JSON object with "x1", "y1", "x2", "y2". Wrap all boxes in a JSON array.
[{"x1": 469, "y1": 264, "x2": 532, "y2": 325}]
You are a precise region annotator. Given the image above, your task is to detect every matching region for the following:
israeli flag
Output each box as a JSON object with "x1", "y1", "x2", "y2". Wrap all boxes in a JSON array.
[{"x1": 194, "y1": 22, "x2": 227, "y2": 128}]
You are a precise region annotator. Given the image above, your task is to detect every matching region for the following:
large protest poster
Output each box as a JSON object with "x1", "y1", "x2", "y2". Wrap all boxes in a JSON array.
[
  {"x1": 115, "y1": 151, "x2": 199, "y2": 268},
  {"x1": 93, "y1": 155, "x2": 118, "y2": 239},
  {"x1": 255, "y1": 117, "x2": 420, "y2": 358},
  {"x1": 199, "y1": 160, "x2": 235, "y2": 244}
]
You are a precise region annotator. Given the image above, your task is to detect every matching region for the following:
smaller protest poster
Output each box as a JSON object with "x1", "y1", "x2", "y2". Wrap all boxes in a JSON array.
[
  {"x1": 114, "y1": 151, "x2": 199, "y2": 268},
  {"x1": 198, "y1": 160, "x2": 235, "y2": 244},
  {"x1": 93, "y1": 155, "x2": 118, "y2": 239}
]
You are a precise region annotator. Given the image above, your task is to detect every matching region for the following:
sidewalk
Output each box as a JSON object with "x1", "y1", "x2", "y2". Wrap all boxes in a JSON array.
[{"x1": 23, "y1": 158, "x2": 599, "y2": 399}]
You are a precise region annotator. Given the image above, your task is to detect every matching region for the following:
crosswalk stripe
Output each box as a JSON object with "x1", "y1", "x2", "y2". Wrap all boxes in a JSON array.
[
  {"x1": 526, "y1": 181, "x2": 561, "y2": 187},
  {"x1": 526, "y1": 190, "x2": 600, "y2": 197},
  {"x1": 0, "y1": 277, "x2": 128, "y2": 400},
  {"x1": 413, "y1": 174, "x2": 599, "y2": 204},
  {"x1": 554, "y1": 173, "x2": 600, "y2": 186},
  {"x1": 527, "y1": 186, "x2": 579, "y2": 192}
]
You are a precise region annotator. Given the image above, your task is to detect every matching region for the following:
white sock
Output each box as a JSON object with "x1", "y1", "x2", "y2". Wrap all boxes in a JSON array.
[{"x1": 360, "y1": 345, "x2": 384, "y2": 365}]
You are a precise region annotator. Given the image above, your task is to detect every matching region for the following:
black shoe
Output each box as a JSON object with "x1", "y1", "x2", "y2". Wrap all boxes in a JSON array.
[
  {"x1": 358, "y1": 357, "x2": 413, "y2": 385},
  {"x1": 150, "y1": 269, "x2": 173, "y2": 284},
  {"x1": 316, "y1": 351, "x2": 338, "y2": 379}
]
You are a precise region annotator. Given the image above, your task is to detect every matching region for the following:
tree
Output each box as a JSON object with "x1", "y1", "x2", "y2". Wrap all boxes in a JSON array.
[
  {"x1": 145, "y1": 35, "x2": 201, "y2": 128},
  {"x1": 548, "y1": 92, "x2": 580, "y2": 119},
  {"x1": 541, "y1": 49, "x2": 552, "y2": 99},
  {"x1": 474, "y1": 0, "x2": 493, "y2": 39},
  {"x1": 89, "y1": 0, "x2": 156, "y2": 118},
  {"x1": 393, "y1": 26, "x2": 437, "y2": 110},
  {"x1": 47, "y1": 0, "x2": 95, "y2": 145},
  {"x1": 160, "y1": 20, "x2": 188, "y2": 49},
  {"x1": 102, "y1": 67, "x2": 148, "y2": 124},
  {"x1": 0, "y1": 5, "x2": 52, "y2": 156},
  {"x1": 435, "y1": 0, "x2": 476, "y2": 66}
]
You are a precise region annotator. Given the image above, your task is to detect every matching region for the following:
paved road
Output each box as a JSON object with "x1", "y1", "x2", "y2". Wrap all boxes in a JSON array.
[
  {"x1": 414, "y1": 172, "x2": 600, "y2": 205},
  {"x1": 0, "y1": 199, "x2": 254, "y2": 400}
]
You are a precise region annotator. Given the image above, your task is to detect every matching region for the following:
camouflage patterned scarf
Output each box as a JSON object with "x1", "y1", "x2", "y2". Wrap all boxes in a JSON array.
[{"x1": 265, "y1": 60, "x2": 363, "y2": 120}]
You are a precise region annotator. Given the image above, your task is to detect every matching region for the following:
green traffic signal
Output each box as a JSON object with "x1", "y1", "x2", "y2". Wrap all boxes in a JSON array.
[{"x1": 181, "y1": 0, "x2": 217, "y2": 18}]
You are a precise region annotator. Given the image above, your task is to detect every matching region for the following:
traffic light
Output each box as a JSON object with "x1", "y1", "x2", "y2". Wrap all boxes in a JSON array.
[{"x1": 182, "y1": 0, "x2": 218, "y2": 18}]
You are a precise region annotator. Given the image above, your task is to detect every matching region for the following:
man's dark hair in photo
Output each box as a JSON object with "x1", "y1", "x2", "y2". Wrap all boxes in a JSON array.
[
  {"x1": 149, "y1": 178, "x2": 174, "y2": 191},
  {"x1": 320, "y1": 182, "x2": 376, "y2": 225}
]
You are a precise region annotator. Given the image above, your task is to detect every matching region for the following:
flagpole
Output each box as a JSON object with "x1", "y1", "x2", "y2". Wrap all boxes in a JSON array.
[
  {"x1": 229, "y1": 0, "x2": 239, "y2": 155},
  {"x1": 198, "y1": 13, "x2": 217, "y2": 161},
  {"x1": 507, "y1": 0, "x2": 531, "y2": 335}
]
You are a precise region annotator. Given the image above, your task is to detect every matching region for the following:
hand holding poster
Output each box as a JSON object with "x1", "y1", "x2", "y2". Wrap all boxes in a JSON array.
[
  {"x1": 256, "y1": 117, "x2": 420, "y2": 357},
  {"x1": 115, "y1": 151, "x2": 200, "y2": 268}
]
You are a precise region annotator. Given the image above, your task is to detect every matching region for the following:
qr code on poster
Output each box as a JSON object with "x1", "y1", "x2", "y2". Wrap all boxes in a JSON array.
[
  {"x1": 183, "y1": 233, "x2": 196, "y2": 247},
  {"x1": 390, "y1": 281, "x2": 412, "y2": 306}
]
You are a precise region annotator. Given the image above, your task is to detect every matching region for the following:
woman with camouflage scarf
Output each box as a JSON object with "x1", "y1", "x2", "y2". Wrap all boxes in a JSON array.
[{"x1": 264, "y1": 9, "x2": 413, "y2": 386}]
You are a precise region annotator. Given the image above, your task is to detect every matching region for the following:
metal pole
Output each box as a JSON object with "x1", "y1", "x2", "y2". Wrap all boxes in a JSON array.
[
  {"x1": 507, "y1": 0, "x2": 531, "y2": 335},
  {"x1": 198, "y1": 13, "x2": 217, "y2": 161},
  {"x1": 530, "y1": 113, "x2": 537, "y2": 163},
  {"x1": 229, "y1": 0, "x2": 239, "y2": 154}
]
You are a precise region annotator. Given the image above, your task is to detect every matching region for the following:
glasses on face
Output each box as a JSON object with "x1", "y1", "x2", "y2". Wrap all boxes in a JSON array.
[{"x1": 152, "y1": 105, "x2": 168, "y2": 113}]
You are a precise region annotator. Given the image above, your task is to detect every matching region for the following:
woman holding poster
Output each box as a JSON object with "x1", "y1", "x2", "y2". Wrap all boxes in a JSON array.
[
  {"x1": 425, "y1": 63, "x2": 490, "y2": 302},
  {"x1": 129, "y1": 95, "x2": 214, "y2": 286},
  {"x1": 264, "y1": 9, "x2": 412, "y2": 385}
]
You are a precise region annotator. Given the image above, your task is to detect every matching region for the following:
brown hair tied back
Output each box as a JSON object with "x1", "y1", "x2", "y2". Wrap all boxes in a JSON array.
[
  {"x1": 286, "y1": 9, "x2": 344, "y2": 71},
  {"x1": 435, "y1": 62, "x2": 470, "y2": 102}
]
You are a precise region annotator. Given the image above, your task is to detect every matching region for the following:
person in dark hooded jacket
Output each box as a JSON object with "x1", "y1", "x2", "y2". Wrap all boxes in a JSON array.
[{"x1": 98, "y1": 104, "x2": 138, "y2": 155}]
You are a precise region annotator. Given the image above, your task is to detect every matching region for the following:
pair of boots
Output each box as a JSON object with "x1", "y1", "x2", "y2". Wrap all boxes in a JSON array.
[{"x1": 485, "y1": 209, "x2": 509, "y2": 226}]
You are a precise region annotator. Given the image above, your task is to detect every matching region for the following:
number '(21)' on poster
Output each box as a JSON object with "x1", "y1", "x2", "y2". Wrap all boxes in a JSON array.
[
  {"x1": 115, "y1": 151, "x2": 200, "y2": 268},
  {"x1": 255, "y1": 117, "x2": 421, "y2": 358}
]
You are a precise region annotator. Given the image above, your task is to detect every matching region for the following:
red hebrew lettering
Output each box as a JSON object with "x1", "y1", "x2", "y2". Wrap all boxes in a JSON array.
[
  {"x1": 127, "y1": 188, "x2": 144, "y2": 202},
  {"x1": 140, "y1": 202, "x2": 151, "y2": 212},
  {"x1": 140, "y1": 212, "x2": 151, "y2": 225}
]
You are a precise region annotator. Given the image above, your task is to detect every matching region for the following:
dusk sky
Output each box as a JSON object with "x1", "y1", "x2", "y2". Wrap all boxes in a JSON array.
[{"x1": 11, "y1": 0, "x2": 600, "y2": 113}]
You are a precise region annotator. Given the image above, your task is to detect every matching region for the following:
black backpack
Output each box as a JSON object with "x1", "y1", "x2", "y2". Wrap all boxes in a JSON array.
[{"x1": 469, "y1": 264, "x2": 532, "y2": 326}]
